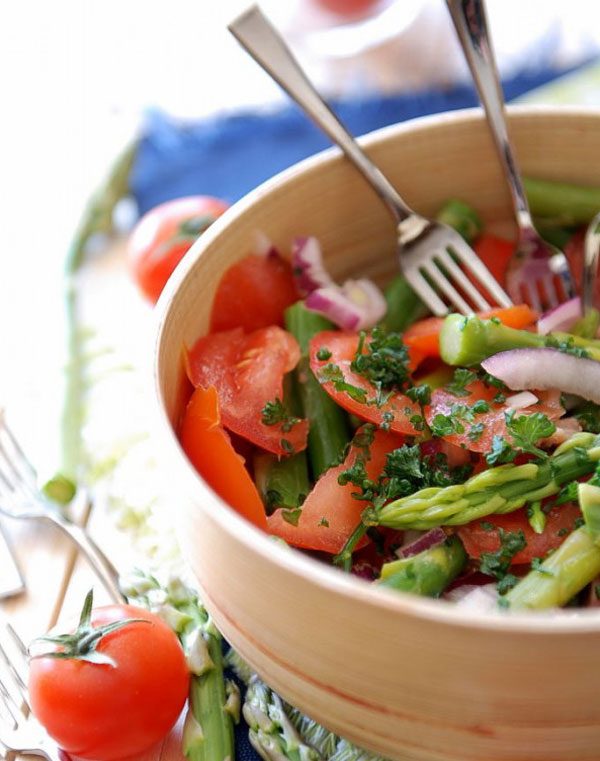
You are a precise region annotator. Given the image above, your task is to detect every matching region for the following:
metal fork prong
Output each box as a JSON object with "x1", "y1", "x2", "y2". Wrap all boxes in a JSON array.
[
  {"x1": 0, "y1": 641, "x2": 29, "y2": 712},
  {"x1": 0, "y1": 431, "x2": 38, "y2": 503},
  {"x1": 449, "y1": 243, "x2": 512, "y2": 309},
  {"x1": 404, "y1": 270, "x2": 449, "y2": 317},
  {"x1": 434, "y1": 250, "x2": 491, "y2": 311},
  {"x1": 422, "y1": 261, "x2": 473, "y2": 314},
  {"x1": 5, "y1": 622, "x2": 28, "y2": 662},
  {"x1": 0, "y1": 675, "x2": 19, "y2": 728},
  {"x1": 540, "y1": 274, "x2": 559, "y2": 309},
  {"x1": 524, "y1": 280, "x2": 542, "y2": 312}
]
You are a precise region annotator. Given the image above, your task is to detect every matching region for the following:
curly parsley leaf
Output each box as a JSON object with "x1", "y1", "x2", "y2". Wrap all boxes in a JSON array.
[
  {"x1": 261, "y1": 398, "x2": 301, "y2": 432},
  {"x1": 445, "y1": 368, "x2": 477, "y2": 397},
  {"x1": 479, "y1": 528, "x2": 527, "y2": 593},
  {"x1": 350, "y1": 327, "x2": 410, "y2": 390}
]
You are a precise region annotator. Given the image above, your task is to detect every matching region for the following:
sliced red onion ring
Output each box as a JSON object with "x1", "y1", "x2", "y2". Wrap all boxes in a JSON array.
[
  {"x1": 482, "y1": 348, "x2": 600, "y2": 404},
  {"x1": 305, "y1": 286, "x2": 365, "y2": 331},
  {"x1": 397, "y1": 527, "x2": 447, "y2": 559},
  {"x1": 291, "y1": 236, "x2": 335, "y2": 296},
  {"x1": 505, "y1": 391, "x2": 539, "y2": 409},
  {"x1": 253, "y1": 229, "x2": 277, "y2": 257},
  {"x1": 537, "y1": 296, "x2": 581, "y2": 335}
]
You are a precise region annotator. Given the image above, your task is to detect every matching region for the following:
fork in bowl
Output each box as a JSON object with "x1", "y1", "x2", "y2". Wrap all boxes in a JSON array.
[
  {"x1": 0, "y1": 617, "x2": 61, "y2": 761},
  {"x1": 446, "y1": 0, "x2": 576, "y2": 311},
  {"x1": 0, "y1": 414, "x2": 125, "y2": 604},
  {"x1": 228, "y1": 5, "x2": 512, "y2": 317}
]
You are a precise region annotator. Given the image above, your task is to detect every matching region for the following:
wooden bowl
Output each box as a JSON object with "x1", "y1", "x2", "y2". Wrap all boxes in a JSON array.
[{"x1": 154, "y1": 106, "x2": 600, "y2": 761}]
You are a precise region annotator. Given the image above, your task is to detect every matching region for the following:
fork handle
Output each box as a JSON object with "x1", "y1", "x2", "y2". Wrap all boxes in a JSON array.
[
  {"x1": 228, "y1": 5, "x2": 413, "y2": 224},
  {"x1": 44, "y1": 511, "x2": 126, "y2": 603},
  {"x1": 445, "y1": 0, "x2": 534, "y2": 231}
]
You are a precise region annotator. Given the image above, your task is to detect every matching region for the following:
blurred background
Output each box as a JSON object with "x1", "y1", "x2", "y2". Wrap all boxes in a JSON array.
[{"x1": 1, "y1": 0, "x2": 600, "y2": 444}]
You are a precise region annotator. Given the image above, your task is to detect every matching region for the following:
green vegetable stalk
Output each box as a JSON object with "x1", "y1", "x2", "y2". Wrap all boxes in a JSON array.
[
  {"x1": 379, "y1": 536, "x2": 467, "y2": 597},
  {"x1": 122, "y1": 570, "x2": 237, "y2": 761},
  {"x1": 524, "y1": 177, "x2": 600, "y2": 227},
  {"x1": 380, "y1": 275, "x2": 429, "y2": 333},
  {"x1": 440, "y1": 313, "x2": 600, "y2": 367},
  {"x1": 376, "y1": 433, "x2": 600, "y2": 530},
  {"x1": 505, "y1": 483, "x2": 600, "y2": 610},
  {"x1": 435, "y1": 198, "x2": 483, "y2": 244},
  {"x1": 285, "y1": 303, "x2": 350, "y2": 478}
]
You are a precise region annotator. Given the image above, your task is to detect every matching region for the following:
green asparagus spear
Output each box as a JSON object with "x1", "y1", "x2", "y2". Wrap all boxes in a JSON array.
[
  {"x1": 378, "y1": 536, "x2": 467, "y2": 597},
  {"x1": 439, "y1": 313, "x2": 600, "y2": 367},
  {"x1": 121, "y1": 571, "x2": 237, "y2": 761},
  {"x1": 254, "y1": 452, "x2": 309, "y2": 516},
  {"x1": 380, "y1": 275, "x2": 429, "y2": 333},
  {"x1": 524, "y1": 177, "x2": 600, "y2": 227},
  {"x1": 505, "y1": 483, "x2": 600, "y2": 610},
  {"x1": 375, "y1": 433, "x2": 600, "y2": 530},
  {"x1": 435, "y1": 198, "x2": 483, "y2": 244},
  {"x1": 285, "y1": 303, "x2": 350, "y2": 478}
]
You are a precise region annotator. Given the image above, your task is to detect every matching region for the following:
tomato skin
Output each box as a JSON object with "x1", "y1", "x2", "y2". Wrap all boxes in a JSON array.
[
  {"x1": 425, "y1": 381, "x2": 564, "y2": 454},
  {"x1": 28, "y1": 606, "x2": 189, "y2": 761},
  {"x1": 309, "y1": 331, "x2": 421, "y2": 435},
  {"x1": 127, "y1": 196, "x2": 229, "y2": 303},
  {"x1": 180, "y1": 385, "x2": 267, "y2": 528},
  {"x1": 267, "y1": 427, "x2": 404, "y2": 554},
  {"x1": 403, "y1": 304, "x2": 537, "y2": 359},
  {"x1": 314, "y1": 0, "x2": 381, "y2": 16},
  {"x1": 210, "y1": 252, "x2": 300, "y2": 333},
  {"x1": 457, "y1": 502, "x2": 582, "y2": 565},
  {"x1": 186, "y1": 326, "x2": 308, "y2": 456},
  {"x1": 473, "y1": 233, "x2": 515, "y2": 286}
]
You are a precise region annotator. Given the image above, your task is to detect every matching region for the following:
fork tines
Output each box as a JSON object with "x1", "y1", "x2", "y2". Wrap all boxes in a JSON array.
[{"x1": 0, "y1": 413, "x2": 39, "y2": 509}]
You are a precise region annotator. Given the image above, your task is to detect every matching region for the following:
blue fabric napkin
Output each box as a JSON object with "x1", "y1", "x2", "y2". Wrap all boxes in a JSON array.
[
  {"x1": 130, "y1": 63, "x2": 586, "y2": 216},
  {"x1": 129, "y1": 62, "x2": 586, "y2": 760}
]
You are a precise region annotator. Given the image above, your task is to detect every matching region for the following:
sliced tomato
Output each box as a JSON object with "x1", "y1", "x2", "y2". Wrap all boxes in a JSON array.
[
  {"x1": 267, "y1": 428, "x2": 404, "y2": 554},
  {"x1": 186, "y1": 326, "x2": 308, "y2": 456},
  {"x1": 308, "y1": 331, "x2": 421, "y2": 435},
  {"x1": 403, "y1": 304, "x2": 537, "y2": 359},
  {"x1": 473, "y1": 233, "x2": 515, "y2": 286},
  {"x1": 457, "y1": 502, "x2": 582, "y2": 565},
  {"x1": 425, "y1": 381, "x2": 564, "y2": 454},
  {"x1": 210, "y1": 252, "x2": 299, "y2": 333},
  {"x1": 179, "y1": 386, "x2": 267, "y2": 529}
]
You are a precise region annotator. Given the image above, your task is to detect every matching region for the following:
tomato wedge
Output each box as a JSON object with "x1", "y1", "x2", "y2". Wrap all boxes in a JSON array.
[
  {"x1": 186, "y1": 326, "x2": 308, "y2": 456},
  {"x1": 210, "y1": 252, "x2": 299, "y2": 333},
  {"x1": 179, "y1": 386, "x2": 267, "y2": 529},
  {"x1": 457, "y1": 502, "x2": 582, "y2": 565},
  {"x1": 267, "y1": 427, "x2": 404, "y2": 554},
  {"x1": 473, "y1": 233, "x2": 515, "y2": 286},
  {"x1": 403, "y1": 304, "x2": 537, "y2": 359},
  {"x1": 309, "y1": 331, "x2": 421, "y2": 435},
  {"x1": 425, "y1": 381, "x2": 564, "y2": 454}
]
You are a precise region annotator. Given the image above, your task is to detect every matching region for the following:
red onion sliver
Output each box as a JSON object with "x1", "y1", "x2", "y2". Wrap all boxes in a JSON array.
[
  {"x1": 305, "y1": 286, "x2": 365, "y2": 331},
  {"x1": 481, "y1": 348, "x2": 600, "y2": 404},
  {"x1": 397, "y1": 527, "x2": 447, "y2": 559},
  {"x1": 505, "y1": 391, "x2": 538, "y2": 409},
  {"x1": 341, "y1": 279, "x2": 387, "y2": 326},
  {"x1": 291, "y1": 236, "x2": 335, "y2": 296},
  {"x1": 537, "y1": 296, "x2": 581, "y2": 335}
]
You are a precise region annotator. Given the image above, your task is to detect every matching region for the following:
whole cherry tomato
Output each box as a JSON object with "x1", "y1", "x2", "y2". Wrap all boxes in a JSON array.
[
  {"x1": 28, "y1": 593, "x2": 190, "y2": 761},
  {"x1": 127, "y1": 195, "x2": 229, "y2": 303}
]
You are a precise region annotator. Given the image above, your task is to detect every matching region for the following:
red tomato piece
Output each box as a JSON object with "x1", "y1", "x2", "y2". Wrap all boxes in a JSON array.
[
  {"x1": 29, "y1": 605, "x2": 189, "y2": 761},
  {"x1": 403, "y1": 304, "x2": 537, "y2": 359},
  {"x1": 425, "y1": 381, "x2": 564, "y2": 454},
  {"x1": 127, "y1": 195, "x2": 229, "y2": 303},
  {"x1": 472, "y1": 233, "x2": 515, "y2": 286},
  {"x1": 267, "y1": 427, "x2": 404, "y2": 554},
  {"x1": 457, "y1": 502, "x2": 582, "y2": 565},
  {"x1": 186, "y1": 326, "x2": 308, "y2": 456},
  {"x1": 210, "y1": 252, "x2": 300, "y2": 333},
  {"x1": 309, "y1": 331, "x2": 421, "y2": 435},
  {"x1": 179, "y1": 385, "x2": 267, "y2": 528},
  {"x1": 314, "y1": 0, "x2": 382, "y2": 15}
]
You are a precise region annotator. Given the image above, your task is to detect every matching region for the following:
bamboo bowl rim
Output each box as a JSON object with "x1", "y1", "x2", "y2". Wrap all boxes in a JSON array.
[{"x1": 154, "y1": 104, "x2": 600, "y2": 637}]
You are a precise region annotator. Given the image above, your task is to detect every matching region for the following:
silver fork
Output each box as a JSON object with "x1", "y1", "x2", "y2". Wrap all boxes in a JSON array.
[
  {"x1": 446, "y1": 0, "x2": 576, "y2": 311},
  {"x1": 228, "y1": 5, "x2": 511, "y2": 316},
  {"x1": 0, "y1": 414, "x2": 125, "y2": 604},
  {"x1": 0, "y1": 618, "x2": 61, "y2": 761}
]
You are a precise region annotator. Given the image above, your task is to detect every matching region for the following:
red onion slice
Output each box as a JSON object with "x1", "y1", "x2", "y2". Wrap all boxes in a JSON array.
[
  {"x1": 537, "y1": 297, "x2": 581, "y2": 335},
  {"x1": 291, "y1": 236, "x2": 335, "y2": 296},
  {"x1": 481, "y1": 348, "x2": 600, "y2": 404},
  {"x1": 397, "y1": 527, "x2": 447, "y2": 558},
  {"x1": 505, "y1": 391, "x2": 539, "y2": 409},
  {"x1": 305, "y1": 286, "x2": 366, "y2": 331}
]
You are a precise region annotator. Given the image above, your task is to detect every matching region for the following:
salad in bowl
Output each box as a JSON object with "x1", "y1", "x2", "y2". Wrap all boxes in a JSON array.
[{"x1": 154, "y1": 108, "x2": 600, "y2": 761}]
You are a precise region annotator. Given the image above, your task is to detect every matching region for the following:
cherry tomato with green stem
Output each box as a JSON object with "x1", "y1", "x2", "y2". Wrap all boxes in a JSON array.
[{"x1": 127, "y1": 195, "x2": 229, "y2": 303}]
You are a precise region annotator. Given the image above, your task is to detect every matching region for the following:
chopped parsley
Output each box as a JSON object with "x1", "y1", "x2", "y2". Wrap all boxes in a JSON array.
[
  {"x1": 318, "y1": 363, "x2": 368, "y2": 403},
  {"x1": 350, "y1": 327, "x2": 410, "y2": 390},
  {"x1": 280, "y1": 439, "x2": 295, "y2": 454},
  {"x1": 261, "y1": 398, "x2": 301, "y2": 432},
  {"x1": 281, "y1": 507, "x2": 302, "y2": 526},
  {"x1": 545, "y1": 335, "x2": 589, "y2": 359},
  {"x1": 445, "y1": 368, "x2": 477, "y2": 397},
  {"x1": 531, "y1": 557, "x2": 554, "y2": 576},
  {"x1": 574, "y1": 402, "x2": 600, "y2": 434},
  {"x1": 406, "y1": 383, "x2": 432, "y2": 407},
  {"x1": 318, "y1": 517, "x2": 330, "y2": 527},
  {"x1": 479, "y1": 528, "x2": 527, "y2": 593},
  {"x1": 485, "y1": 411, "x2": 556, "y2": 466},
  {"x1": 316, "y1": 347, "x2": 332, "y2": 361},
  {"x1": 430, "y1": 400, "x2": 490, "y2": 439}
]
